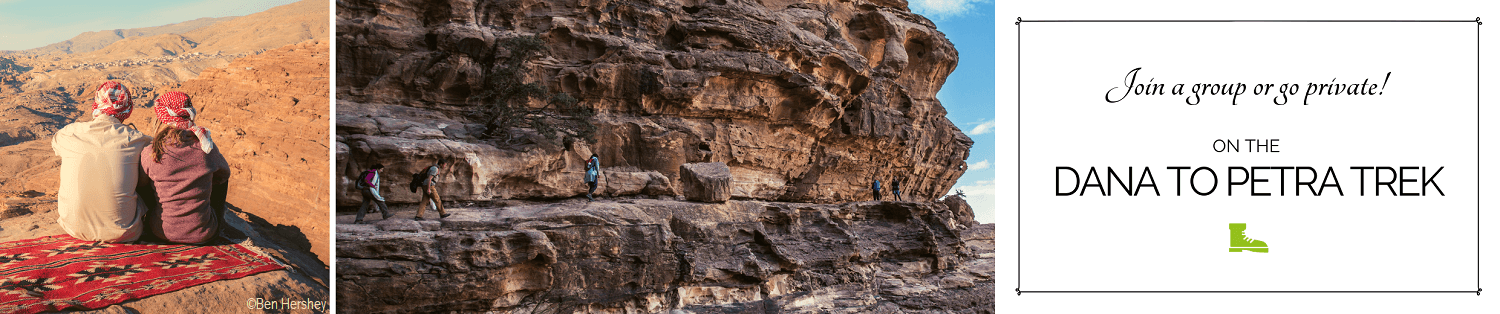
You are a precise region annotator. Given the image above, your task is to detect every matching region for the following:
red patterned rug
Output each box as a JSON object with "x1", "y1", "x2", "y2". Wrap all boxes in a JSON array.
[{"x1": 0, "y1": 235, "x2": 285, "y2": 314}]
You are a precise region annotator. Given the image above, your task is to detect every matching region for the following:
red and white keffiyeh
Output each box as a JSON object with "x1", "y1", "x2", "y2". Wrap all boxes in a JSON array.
[
  {"x1": 91, "y1": 81, "x2": 133, "y2": 120},
  {"x1": 153, "y1": 91, "x2": 215, "y2": 154}
]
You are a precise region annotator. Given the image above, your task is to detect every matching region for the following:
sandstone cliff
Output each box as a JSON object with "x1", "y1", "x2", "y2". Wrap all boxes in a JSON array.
[
  {"x1": 336, "y1": 197, "x2": 992, "y2": 313},
  {"x1": 335, "y1": 0, "x2": 973, "y2": 206}
]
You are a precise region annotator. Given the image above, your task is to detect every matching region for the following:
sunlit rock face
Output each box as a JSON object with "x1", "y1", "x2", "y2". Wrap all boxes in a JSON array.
[{"x1": 334, "y1": 0, "x2": 971, "y2": 206}]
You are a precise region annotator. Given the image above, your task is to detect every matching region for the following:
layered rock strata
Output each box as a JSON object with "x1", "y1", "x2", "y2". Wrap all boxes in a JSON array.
[
  {"x1": 336, "y1": 197, "x2": 992, "y2": 313},
  {"x1": 335, "y1": 0, "x2": 973, "y2": 205}
]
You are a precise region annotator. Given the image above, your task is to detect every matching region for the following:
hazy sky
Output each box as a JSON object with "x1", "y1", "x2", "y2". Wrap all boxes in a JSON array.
[
  {"x1": 0, "y1": 0, "x2": 299, "y2": 51},
  {"x1": 918, "y1": 0, "x2": 996, "y2": 224}
]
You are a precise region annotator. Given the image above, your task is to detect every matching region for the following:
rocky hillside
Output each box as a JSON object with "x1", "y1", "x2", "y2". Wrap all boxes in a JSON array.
[
  {"x1": 0, "y1": 0, "x2": 328, "y2": 194},
  {"x1": 0, "y1": 0, "x2": 328, "y2": 126},
  {"x1": 181, "y1": 0, "x2": 331, "y2": 55},
  {"x1": 0, "y1": 1, "x2": 333, "y2": 308},
  {"x1": 0, "y1": 38, "x2": 331, "y2": 314},
  {"x1": 139, "y1": 39, "x2": 334, "y2": 266},
  {"x1": 335, "y1": 0, "x2": 973, "y2": 206},
  {"x1": 337, "y1": 197, "x2": 993, "y2": 313}
]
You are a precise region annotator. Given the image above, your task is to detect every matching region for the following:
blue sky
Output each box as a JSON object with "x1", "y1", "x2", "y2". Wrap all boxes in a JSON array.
[
  {"x1": 914, "y1": 0, "x2": 996, "y2": 224},
  {"x1": 0, "y1": 0, "x2": 298, "y2": 51}
]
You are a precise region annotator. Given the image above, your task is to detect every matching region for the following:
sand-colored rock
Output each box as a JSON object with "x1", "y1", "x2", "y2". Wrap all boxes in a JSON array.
[
  {"x1": 680, "y1": 162, "x2": 732, "y2": 202},
  {"x1": 335, "y1": 0, "x2": 973, "y2": 206},
  {"x1": 600, "y1": 168, "x2": 676, "y2": 197}
]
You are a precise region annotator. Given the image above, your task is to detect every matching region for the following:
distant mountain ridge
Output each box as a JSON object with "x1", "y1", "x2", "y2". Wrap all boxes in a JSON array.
[
  {"x1": 16, "y1": 17, "x2": 234, "y2": 55},
  {"x1": 8, "y1": 0, "x2": 327, "y2": 58}
]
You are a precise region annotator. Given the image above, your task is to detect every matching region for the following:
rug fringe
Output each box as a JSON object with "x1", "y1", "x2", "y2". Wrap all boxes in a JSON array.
[{"x1": 235, "y1": 241, "x2": 289, "y2": 268}]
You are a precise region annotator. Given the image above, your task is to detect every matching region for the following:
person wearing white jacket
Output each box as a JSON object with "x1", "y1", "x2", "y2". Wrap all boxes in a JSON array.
[
  {"x1": 52, "y1": 81, "x2": 152, "y2": 242},
  {"x1": 354, "y1": 163, "x2": 391, "y2": 223}
]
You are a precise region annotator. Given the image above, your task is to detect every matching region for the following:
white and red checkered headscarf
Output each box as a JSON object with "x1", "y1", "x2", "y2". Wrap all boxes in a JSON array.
[
  {"x1": 153, "y1": 91, "x2": 215, "y2": 153},
  {"x1": 91, "y1": 81, "x2": 133, "y2": 120},
  {"x1": 153, "y1": 91, "x2": 196, "y2": 130}
]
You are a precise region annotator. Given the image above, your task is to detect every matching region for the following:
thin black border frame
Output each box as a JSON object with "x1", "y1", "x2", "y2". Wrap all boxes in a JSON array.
[{"x1": 1014, "y1": 17, "x2": 1482, "y2": 296}]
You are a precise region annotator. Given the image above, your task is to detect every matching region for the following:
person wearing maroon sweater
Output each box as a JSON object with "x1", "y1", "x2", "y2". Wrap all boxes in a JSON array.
[{"x1": 140, "y1": 91, "x2": 229, "y2": 244}]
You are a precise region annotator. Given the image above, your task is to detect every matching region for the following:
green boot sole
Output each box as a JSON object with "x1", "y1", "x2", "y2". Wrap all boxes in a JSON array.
[{"x1": 1229, "y1": 247, "x2": 1268, "y2": 253}]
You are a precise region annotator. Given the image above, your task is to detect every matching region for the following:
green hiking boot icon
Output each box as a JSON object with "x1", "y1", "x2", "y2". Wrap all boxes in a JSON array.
[{"x1": 1229, "y1": 223, "x2": 1269, "y2": 253}]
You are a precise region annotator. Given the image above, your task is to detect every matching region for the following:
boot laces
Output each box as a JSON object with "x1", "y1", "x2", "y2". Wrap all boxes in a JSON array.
[{"x1": 1242, "y1": 234, "x2": 1258, "y2": 242}]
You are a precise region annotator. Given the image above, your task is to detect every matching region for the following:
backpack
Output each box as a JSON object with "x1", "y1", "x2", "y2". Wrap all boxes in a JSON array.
[
  {"x1": 585, "y1": 157, "x2": 599, "y2": 182},
  {"x1": 356, "y1": 169, "x2": 375, "y2": 189},
  {"x1": 409, "y1": 168, "x2": 430, "y2": 193}
]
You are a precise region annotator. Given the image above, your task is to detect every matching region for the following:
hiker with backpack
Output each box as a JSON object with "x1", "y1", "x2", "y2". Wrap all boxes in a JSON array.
[
  {"x1": 872, "y1": 178, "x2": 882, "y2": 201},
  {"x1": 410, "y1": 159, "x2": 450, "y2": 220},
  {"x1": 53, "y1": 81, "x2": 152, "y2": 243},
  {"x1": 140, "y1": 91, "x2": 230, "y2": 244},
  {"x1": 584, "y1": 153, "x2": 599, "y2": 201},
  {"x1": 353, "y1": 164, "x2": 391, "y2": 223},
  {"x1": 892, "y1": 179, "x2": 902, "y2": 201}
]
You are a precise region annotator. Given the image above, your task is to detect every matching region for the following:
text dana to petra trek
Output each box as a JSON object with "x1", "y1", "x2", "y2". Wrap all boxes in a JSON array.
[
  {"x1": 1054, "y1": 166, "x2": 1444, "y2": 196},
  {"x1": 1018, "y1": 18, "x2": 1479, "y2": 293}
]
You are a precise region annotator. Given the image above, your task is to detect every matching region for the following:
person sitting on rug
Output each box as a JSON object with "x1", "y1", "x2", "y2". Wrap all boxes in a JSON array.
[
  {"x1": 140, "y1": 91, "x2": 230, "y2": 244},
  {"x1": 53, "y1": 81, "x2": 152, "y2": 243}
]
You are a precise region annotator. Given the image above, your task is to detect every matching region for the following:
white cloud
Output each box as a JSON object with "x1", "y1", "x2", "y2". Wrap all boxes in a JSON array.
[
  {"x1": 946, "y1": 180, "x2": 996, "y2": 224},
  {"x1": 967, "y1": 120, "x2": 994, "y2": 135},
  {"x1": 909, "y1": 0, "x2": 989, "y2": 21},
  {"x1": 969, "y1": 159, "x2": 989, "y2": 170}
]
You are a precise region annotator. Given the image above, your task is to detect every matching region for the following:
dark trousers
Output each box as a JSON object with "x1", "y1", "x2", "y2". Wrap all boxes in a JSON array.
[
  {"x1": 356, "y1": 189, "x2": 389, "y2": 222},
  {"x1": 874, "y1": 189, "x2": 882, "y2": 201},
  {"x1": 893, "y1": 189, "x2": 901, "y2": 201},
  {"x1": 588, "y1": 181, "x2": 598, "y2": 196}
]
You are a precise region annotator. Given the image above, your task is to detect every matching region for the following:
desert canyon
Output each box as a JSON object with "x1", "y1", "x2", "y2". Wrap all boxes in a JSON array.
[
  {"x1": 0, "y1": 0, "x2": 331, "y2": 311},
  {"x1": 335, "y1": 0, "x2": 993, "y2": 312}
]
